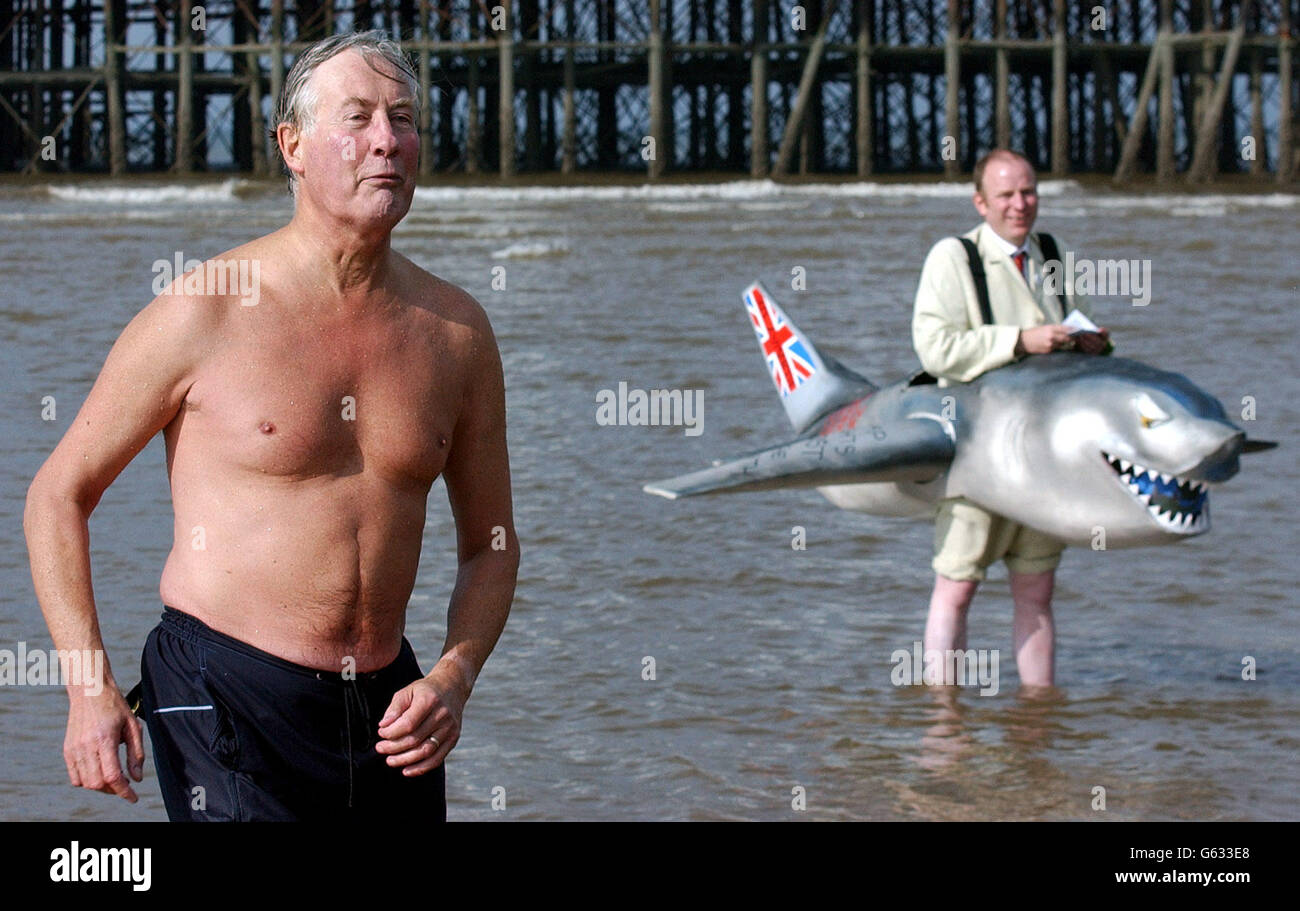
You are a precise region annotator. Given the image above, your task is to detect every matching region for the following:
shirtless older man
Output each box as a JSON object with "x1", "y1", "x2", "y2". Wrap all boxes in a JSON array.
[{"x1": 23, "y1": 32, "x2": 518, "y2": 820}]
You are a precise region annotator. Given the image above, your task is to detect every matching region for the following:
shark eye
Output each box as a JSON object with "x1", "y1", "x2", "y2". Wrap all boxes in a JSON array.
[{"x1": 1135, "y1": 393, "x2": 1171, "y2": 429}]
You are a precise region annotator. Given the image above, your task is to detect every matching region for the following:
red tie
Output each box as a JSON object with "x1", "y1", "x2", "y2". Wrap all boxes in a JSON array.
[{"x1": 1012, "y1": 250, "x2": 1027, "y2": 283}]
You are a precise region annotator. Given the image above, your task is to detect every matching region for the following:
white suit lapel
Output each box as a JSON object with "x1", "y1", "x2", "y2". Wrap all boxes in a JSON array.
[{"x1": 975, "y1": 224, "x2": 1040, "y2": 320}]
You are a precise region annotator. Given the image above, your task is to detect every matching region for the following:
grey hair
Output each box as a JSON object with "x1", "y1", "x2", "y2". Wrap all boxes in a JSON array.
[{"x1": 273, "y1": 30, "x2": 420, "y2": 195}]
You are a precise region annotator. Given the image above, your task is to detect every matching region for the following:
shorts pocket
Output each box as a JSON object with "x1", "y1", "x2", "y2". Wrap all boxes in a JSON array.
[{"x1": 197, "y1": 656, "x2": 241, "y2": 770}]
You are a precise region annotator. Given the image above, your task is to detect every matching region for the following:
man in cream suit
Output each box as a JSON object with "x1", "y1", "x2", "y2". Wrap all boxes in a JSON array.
[{"x1": 911, "y1": 148, "x2": 1110, "y2": 690}]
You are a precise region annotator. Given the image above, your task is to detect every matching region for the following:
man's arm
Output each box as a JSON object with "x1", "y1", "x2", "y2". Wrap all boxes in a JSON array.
[
  {"x1": 912, "y1": 238, "x2": 1023, "y2": 383},
  {"x1": 376, "y1": 306, "x2": 519, "y2": 776},
  {"x1": 23, "y1": 291, "x2": 211, "y2": 803}
]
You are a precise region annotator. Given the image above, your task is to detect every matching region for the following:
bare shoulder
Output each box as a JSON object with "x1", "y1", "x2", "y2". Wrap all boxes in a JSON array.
[
  {"x1": 397, "y1": 254, "x2": 498, "y2": 354},
  {"x1": 144, "y1": 233, "x2": 278, "y2": 329}
]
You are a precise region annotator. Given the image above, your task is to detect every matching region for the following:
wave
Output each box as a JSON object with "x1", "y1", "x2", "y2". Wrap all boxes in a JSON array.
[
  {"x1": 46, "y1": 179, "x2": 243, "y2": 204},
  {"x1": 28, "y1": 177, "x2": 1296, "y2": 212},
  {"x1": 1087, "y1": 192, "x2": 1299, "y2": 211},
  {"x1": 491, "y1": 240, "x2": 570, "y2": 259},
  {"x1": 414, "y1": 178, "x2": 1080, "y2": 204}
]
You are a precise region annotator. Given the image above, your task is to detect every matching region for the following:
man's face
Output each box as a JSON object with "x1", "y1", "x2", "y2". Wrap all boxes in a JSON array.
[
  {"x1": 973, "y1": 157, "x2": 1038, "y2": 247},
  {"x1": 290, "y1": 49, "x2": 419, "y2": 231}
]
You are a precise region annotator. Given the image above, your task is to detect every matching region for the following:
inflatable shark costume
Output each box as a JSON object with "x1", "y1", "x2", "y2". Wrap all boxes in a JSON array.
[{"x1": 644, "y1": 284, "x2": 1274, "y2": 549}]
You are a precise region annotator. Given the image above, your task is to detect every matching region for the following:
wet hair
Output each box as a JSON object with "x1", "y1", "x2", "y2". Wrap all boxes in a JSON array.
[
  {"x1": 273, "y1": 30, "x2": 420, "y2": 195},
  {"x1": 973, "y1": 148, "x2": 1035, "y2": 196}
]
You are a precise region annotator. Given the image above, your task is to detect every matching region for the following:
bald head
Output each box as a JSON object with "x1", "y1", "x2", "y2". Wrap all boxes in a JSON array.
[{"x1": 973, "y1": 149, "x2": 1035, "y2": 196}]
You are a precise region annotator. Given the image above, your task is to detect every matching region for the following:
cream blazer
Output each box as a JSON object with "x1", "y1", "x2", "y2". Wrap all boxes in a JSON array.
[{"x1": 911, "y1": 223, "x2": 1094, "y2": 385}]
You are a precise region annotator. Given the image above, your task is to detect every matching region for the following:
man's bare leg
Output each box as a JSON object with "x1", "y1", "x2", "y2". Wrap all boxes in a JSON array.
[
  {"x1": 1010, "y1": 570, "x2": 1055, "y2": 688},
  {"x1": 924, "y1": 574, "x2": 978, "y2": 684}
]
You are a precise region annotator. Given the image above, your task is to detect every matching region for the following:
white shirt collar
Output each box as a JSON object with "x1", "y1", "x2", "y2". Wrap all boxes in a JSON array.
[{"x1": 983, "y1": 225, "x2": 1030, "y2": 258}]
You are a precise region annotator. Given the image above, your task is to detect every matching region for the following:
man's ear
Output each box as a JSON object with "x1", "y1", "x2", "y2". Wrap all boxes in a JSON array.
[
  {"x1": 277, "y1": 123, "x2": 306, "y2": 183},
  {"x1": 972, "y1": 191, "x2": 987, "y2": 218}
]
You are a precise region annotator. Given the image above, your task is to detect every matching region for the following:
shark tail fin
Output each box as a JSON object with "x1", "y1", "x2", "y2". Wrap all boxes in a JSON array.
[{"x1": 742, "y1": 282, "x2": 877, "y2": 434}]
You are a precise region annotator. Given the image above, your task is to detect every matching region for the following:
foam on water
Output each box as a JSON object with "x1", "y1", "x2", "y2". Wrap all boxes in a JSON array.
[
  {"x1": 46, "y1": 178, "x2": 242, "y2": 204},
  {"x1": 19, "y1": 179, "x2": 1297, "y2": 217},
  {"x1": 1088, "y1": 192, "x2": 1299, "y2": 212},
  {"x1": 491, "y1": 240, "x2": 570, "y2": 259},
  {"x1": 413, "y1": 179, "x2": 1081, "y2": 205}
]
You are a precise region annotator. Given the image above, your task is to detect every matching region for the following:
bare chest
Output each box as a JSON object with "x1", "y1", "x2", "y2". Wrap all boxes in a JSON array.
[{"x1": 177, "y1": 323, "x2": 461, "y2": 485}]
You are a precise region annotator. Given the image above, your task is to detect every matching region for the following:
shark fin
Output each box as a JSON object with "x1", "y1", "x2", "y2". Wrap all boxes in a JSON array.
[
  {"x1": 741, "y1": 282, "x2": 876, "y2": 434},
  {"x1": 643, "y1": 419, "x2": 954, "y2": 499}
]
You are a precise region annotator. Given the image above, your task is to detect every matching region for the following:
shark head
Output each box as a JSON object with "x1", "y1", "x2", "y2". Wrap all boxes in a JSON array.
[{"x1": 961, "y1": 354, "x2": 1247, "y2": 546}]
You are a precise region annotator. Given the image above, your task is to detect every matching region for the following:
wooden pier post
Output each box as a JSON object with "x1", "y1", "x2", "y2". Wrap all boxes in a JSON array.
[
  {"x1": 1157, "y1": 0, "x2": 1175, "y2": 181},
  {"x1": 561, "y1": 0, "x2": 576, "y2": 174},
  {"x1": 246, "y1": 50, "x2": 268, "y2": 176},
  {"x1": 466, "y1": 4, "x2": 482, "y2": 175},
  {"x1": 1187, "y1": 22, "x2": 1245, "y2": 182},
  {"x1": 855, "y1": 0, "x2": 872, "y2": 176},
  {"x1": 270, "y1": 0, "x2": 285, "y2": 117},
  {"x1": 1280, "y1": 0, "x2": 1294, "y2": 182},
  {"x1": 103, "y1": 0, "x2": 126, "y2": 175},
  {"x1": 1093, "y1": 45, "x2": 1111, "y2": 170},
  {"x1": 943, "y1": 0, "x2": 960, "y2": 178},
  {"x1": 1249, "y1": 47, "x2": 1264, "y2": 176},
  {"x1": 751, "y1": 0, "x2": 769, "y2": 176},
  {"x1": 648, "y1": 0, "x2": 666, "y2": 179},
  {"x1": 1115, "y1": 31, "x2": 1165, "y2": 181},
  {"x1": 499, "y1": 4, "x2": 516, "y2": 178},
  {"x1": 30, "y1": 0, "x2": 44, "y2": 167},
  {"x1": 1050, "y1": 0, "x2": 1068, "y2": 174},
  {"x1": 558, "y1": 0, "x2": 575, "y2": 174},
  {"x1": 994, "y1": 0, "x2": 1009, "y2": 149},
  {"x1": 176, "y1": 0, "x2": 194, "y2": 174},
  {"x1": 1196, "y1": 0, "x2": 1214, "y2": 132},
  {"x1": 774, "y1": 1, "x2": 833, "y2": 175},
  {"x1": 521, "y1": 0, "x2": 540, "y2": 171},
  {"x1": 418, "y1": 0, "x2": 432, "y2": 176}
]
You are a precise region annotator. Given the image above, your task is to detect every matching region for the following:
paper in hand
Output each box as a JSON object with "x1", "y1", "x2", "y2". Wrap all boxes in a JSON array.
[
  {"x1": 1062, "y1": 309, "x2": 1114, "y2": 355},
  {"x1": 1063, "y1": 309, "x2": 1101, "y2": 335}
]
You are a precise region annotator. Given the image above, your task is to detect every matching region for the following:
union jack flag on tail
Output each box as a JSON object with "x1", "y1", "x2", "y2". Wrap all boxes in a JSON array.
[
  {"x1": 744, "y1": 284, "x2": 816, "y2": 397},
  {"x1": 740, "y1": 282, "x2": 878, "y2": 434}
]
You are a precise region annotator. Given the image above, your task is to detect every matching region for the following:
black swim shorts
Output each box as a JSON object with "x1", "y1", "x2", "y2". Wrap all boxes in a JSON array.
[{"x1": 139, "y1": 607, "x2": 446, "y2": 822}]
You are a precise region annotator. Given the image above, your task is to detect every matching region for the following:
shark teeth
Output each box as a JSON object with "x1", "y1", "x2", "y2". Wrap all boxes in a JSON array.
[{"x1": 1102, "y1": 451, "x2": 1210, "y2": 535}]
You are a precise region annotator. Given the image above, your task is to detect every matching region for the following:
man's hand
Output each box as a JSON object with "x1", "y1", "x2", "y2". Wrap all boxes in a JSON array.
[
  {"x1": 1017, "y1": 325, "x2": 1112, "y2": 356},
  {"x1": 375, "y1": 661, "x2": 470, "y2": 776},
  {"x1": 1015, "y1": 324, "x2": 1072, "y2": 355},
  {"x1": 1073, "y1": 328, "x2": 1111, "y2": 355},
  {"x1": 64, "y1": 688, "x2": 145, "y2": 803}
]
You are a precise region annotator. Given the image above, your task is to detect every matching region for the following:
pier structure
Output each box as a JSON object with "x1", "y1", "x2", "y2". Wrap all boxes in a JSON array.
[{"x1": 0, "y1": 1, "x2": 1294, "y2": 182}]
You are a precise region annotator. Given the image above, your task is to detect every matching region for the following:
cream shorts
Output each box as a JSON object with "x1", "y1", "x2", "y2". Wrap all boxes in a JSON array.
[{"x1": 932, "y1": 497, "x2": 1065, "y2": 582}]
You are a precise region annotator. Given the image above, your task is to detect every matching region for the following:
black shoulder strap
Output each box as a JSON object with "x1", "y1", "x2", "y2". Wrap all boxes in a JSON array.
[
  {"x1": 957, "y1": 237, "x2": 994, "y2": 327},
  {"x1": 1036, "y1": 232, "x2": 1069, "y2": 313}
]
